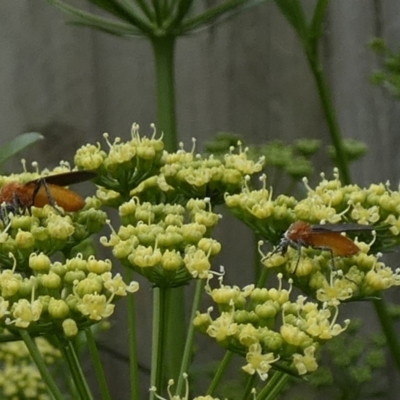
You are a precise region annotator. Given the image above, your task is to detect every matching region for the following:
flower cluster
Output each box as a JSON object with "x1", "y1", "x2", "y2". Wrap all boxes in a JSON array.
[
  {"x1": 0, "y1": 335, "x2": 61, "y2": 399},
  {"x1": 0, "y1": 205, "x2": 106, "y2": 265},
  {"x1": 74, "y1": 123, "x2": 165, "y2": 207},
  {"x1": 0, "y1": 164, "x2": 106, "y2": 268},
  {"x1": 195, "y1": 274, "x2": 348, "y2": 380},
  {"x1": 226, "y1": 170, "x2": 400, "y2": 300},
  {"x1": 161, "y1": 140, "x2": 264, "y2": 204},
  {"x1": 74, "y1": 125, "x2": 264, "y2": 208},
  {"x1": 0, "y1": 252, "x2": 138, "y2": 336},
  {"x1": 101, "y1": 198, "x2": 221, "y2": 286}
]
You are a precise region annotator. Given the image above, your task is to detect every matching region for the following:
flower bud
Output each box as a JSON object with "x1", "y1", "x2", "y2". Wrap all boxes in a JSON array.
[
  {"x1": 65, "y1": 256, "x2": 88, "y2": 272},
  {"x1": 74, "y1": 143, "x2": 106, "y2": 170},
  {"x1": 255, "y1": 302, "x2": 278, "y2": 319},
  {"x1": 260, "y1": 331, "x2": 284, "y2": 352},
  {"x1": 75, "y1": 275, "x2": 103, "y2": 296},
  {"x1": 87, "y1": 257, "x2": 112, "y2": 274},
  {"x1": 62, "y1": 318, "x2": 79, "y2": 337},
  {"x1": 181, "y1": 223, "x2": 206, "y2": 243},
  {"x1": 48, "y1": 299, "x2": 70, "y2": 319},
  {"x1": 39, "y1": 272, "x2": 62, "y2": 289},
  {"x1": 29, "y1": 253, "x2": 51, "y2": 273},
  {"x1": 64, "y1": 270, "x2": 86, "y2": 284},
  {"x1": 51, "y1": 262, "x2": 67, "y2": 277},
  {"x1": 197, "y1": 238, "x2": 221, "y2": 256},
  {"x1": 161, "y1": 250, "x2": 183, "y2": 271},
  {"x1": 193, "y1": 312, "x2": 212, "y2": 333},
  {"x1": 47, "y1": 215, "x2": 75, "y2": 239},
  {"x1": 194, "y1": 211, "x2": 220, "y2": 228},
  {"x1": 15, "y1": 230, "x2": 35, "y2": 250},
  {"x1": 250, "y1": 288, "x2": 269, "y2": 303},
  {"x1": 112, "y1": 240, "x2": 134, "y2": 259},
  {"x1": 10, "y1": 215, "x2": 34, "y2": 231}
]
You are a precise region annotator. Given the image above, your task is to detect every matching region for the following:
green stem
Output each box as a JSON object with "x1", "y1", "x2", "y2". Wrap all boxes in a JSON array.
[
  {"x1": 254, "y1": 234, "x2": 262, "y2": 282},
  {"x1": 84, "y1": 327, "x2": 112, "y2": 400},
  {"x1": 164, "y1": 287, "x2": 186, "y2": 385},
  {"x1": 175, "y1": 279, "x2": 206, "y2": 395},
  {"x1": 150, "y1": 287, "x2": 168, "y2": 399},
  {"x1": 256, "y1": 370, "x2": 290, "y2": 400},
  {"x1": 151, "y1": 36, "x2": 178, "y2": 152},
  {"x1": 63, "y1": 339, "x2": 94, "y2": 400},
  {"x1": 126, "y1": 269, "x2": 140, "y2": 400},
  {"x1": 242, "y1": 374, "x2": 258, "y2": 400},
  {"x1": 307, "y1": 57, "x2": 351, "y2": 185},
  {"x1": 373, "y1": 297, "x2": 400, "y2": 372},
  {"x1": 256, "y1": 266, "x2": 269, "y2": 288},
  {"x1": 308, "y1": 43, "x2": 400, "y2": 381},
  {"x1": 206, "y1": 350, "x2": 233, "y2": 395},
  {"x1": 304, "y1": 1, "x2": 400, "y2": 380},
  {"x1": 19, "y1": 330, "x2": 64, "y2": 400}
]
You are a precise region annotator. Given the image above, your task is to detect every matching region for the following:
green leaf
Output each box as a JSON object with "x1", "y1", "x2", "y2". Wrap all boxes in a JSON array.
[
  {"x1": 69, "y1": 18, "x2": 142, "y2": 37},
  {"x1": 273, "y1": 0, "x2": 308, "y2": 42},
  {"x1": 85, "y1": 0, "x2": 152, "y2": 28},
  {"x1": 47, "y1": 0, "x2": 154, "y2": 36},
  {"x1": 0, "y1": 132, "x2": 44, "y2": 166},
  {"x1": 308, "y1": 0, "x2": 330, "y2": 56},
  {"x1": 181, "y1": 0, "x2": 265, "y2": 34}
]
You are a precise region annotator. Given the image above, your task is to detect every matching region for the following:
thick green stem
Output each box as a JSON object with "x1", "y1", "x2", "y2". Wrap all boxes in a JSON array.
[
  {"x1": 373, "y1": 298, "x2": 400, "y2": 372},
  {"x1": 84, "y1": 327, "x2": 112, "y2": 400},
  {"x1": 304, "y1": 33, "x2": 400, "y2": 378},
  {"x1": 256, "y1": 265, "x2": 269, "y2": 288},
  {"x1": 164, "y1": 287, "x2": 186, "y2": 385},
  {"x1": 150, "y1": 287, "x2": 168, "y2": 399},
  {"x1": 307, "y1": 58, "x2": 351, "y2": 184},
  {"x1": 242, "y1": 374, "x2": 258, "y2": 400},
  {"x1": 126, "y1": 269, "x2": 140, "y2": 400},
  {"x1": 307, "y1": 41, "x2": 400, "y2": 377},
  {"x1": 19, "y1": 330, "x2": 64, "y2": 400},
  {"x1": 175, "y1": 279, "x2": 206, "y2": 395},
  {"x1": 206, "y1": 350, "x2": 233, "y2": 395},
  {"x1": 63, "y1": 340, "x2": 94, "y2": 400},
  {"x1": 256, "y1": 370, "x2": 290, "y2": 400},
  {"x1": 305, "y1": 24, "x2": 400, "y2": 380},
  {"x1": 151, "y1": 36, "x2": 178, "y2": 151}
]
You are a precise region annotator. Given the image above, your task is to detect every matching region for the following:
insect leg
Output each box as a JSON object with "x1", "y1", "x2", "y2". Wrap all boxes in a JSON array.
[
  {"x1": 311, "y1": 246, "x2": 336, "y2": 270},
  {"x1": 0, "y1": 205, "x2": 8, "y2": 225},
  {"x1": 261, "y1": 238, "x2": 289, "y2": 263},
  {"x1": 292, "y1": 245, "x2": 303, "y2": 274},
  {"x1": 32, "y1": 179, "x2": 63, "y2": 215}
]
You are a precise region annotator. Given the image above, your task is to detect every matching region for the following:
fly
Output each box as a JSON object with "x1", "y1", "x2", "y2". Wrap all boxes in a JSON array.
[
  {"x1": 269, "y1": 221, "x2": 374, "y2": 272},
  {"x1": 0, "y1": 170, "x2": 96, "y2": 221}
]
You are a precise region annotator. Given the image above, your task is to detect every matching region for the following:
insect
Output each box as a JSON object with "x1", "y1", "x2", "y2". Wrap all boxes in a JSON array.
[
  {"x1": 269, "y1": 221, "x2": 374, "y2": 272},
  {"x1": 0, "y1": 170, "x2": 96, "y2": 221}
]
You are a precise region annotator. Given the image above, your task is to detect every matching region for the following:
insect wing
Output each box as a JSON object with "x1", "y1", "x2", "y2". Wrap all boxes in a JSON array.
[
  {"x1": 27, "y1": 183, "x2": 86, "y2": 211},
  {"x1": 25, "y1": 170, "x2": 95, "y2": 212},
  {"x1": 27, "y1": 170, "x2": 96, "y2": 186},
  {"x1": 310, "y1": 223, "x2": 374, "y2": 233},
  {"x1": 308, "y1": 231, "x2": 360, "y2": 256}
]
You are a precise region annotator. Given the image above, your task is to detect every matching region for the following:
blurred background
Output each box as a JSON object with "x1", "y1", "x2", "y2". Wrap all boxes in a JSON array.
[{"x1": 1, "y1": 1, "x2": 400, "y2": 399}]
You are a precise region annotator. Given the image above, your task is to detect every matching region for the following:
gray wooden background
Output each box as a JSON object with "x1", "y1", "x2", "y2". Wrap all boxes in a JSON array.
[{"x1": 1, "y1": 1, "x2": 400, "y2": 399}]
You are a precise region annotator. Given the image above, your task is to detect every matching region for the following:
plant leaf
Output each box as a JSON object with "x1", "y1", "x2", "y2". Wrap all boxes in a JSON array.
[
  {"x1": 0, "y1": 132, "x2": 44, "y2": 166},
  {"x1": 47, "y1": 0, "x2": 154, "y2": 35}
]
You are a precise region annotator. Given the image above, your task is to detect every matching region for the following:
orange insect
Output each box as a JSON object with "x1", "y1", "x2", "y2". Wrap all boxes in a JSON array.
[
  {"x1": 0, "y1": 170, "x2": 96, "y2": 220},
  {"x1": 270, "y1": 221, "x2": 374, "y2": 271}
]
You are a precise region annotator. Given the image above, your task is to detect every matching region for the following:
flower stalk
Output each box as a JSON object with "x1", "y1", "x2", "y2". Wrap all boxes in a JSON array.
[
  {"x1": 19, "y1": 329, "x2": 64, "y2": 400},
  {"x1": 126, "y1": 268, "x2": 141, "y2": 400},
  {"x1": 85, "y1": 327, "x2": 112, "y2": 400}
]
